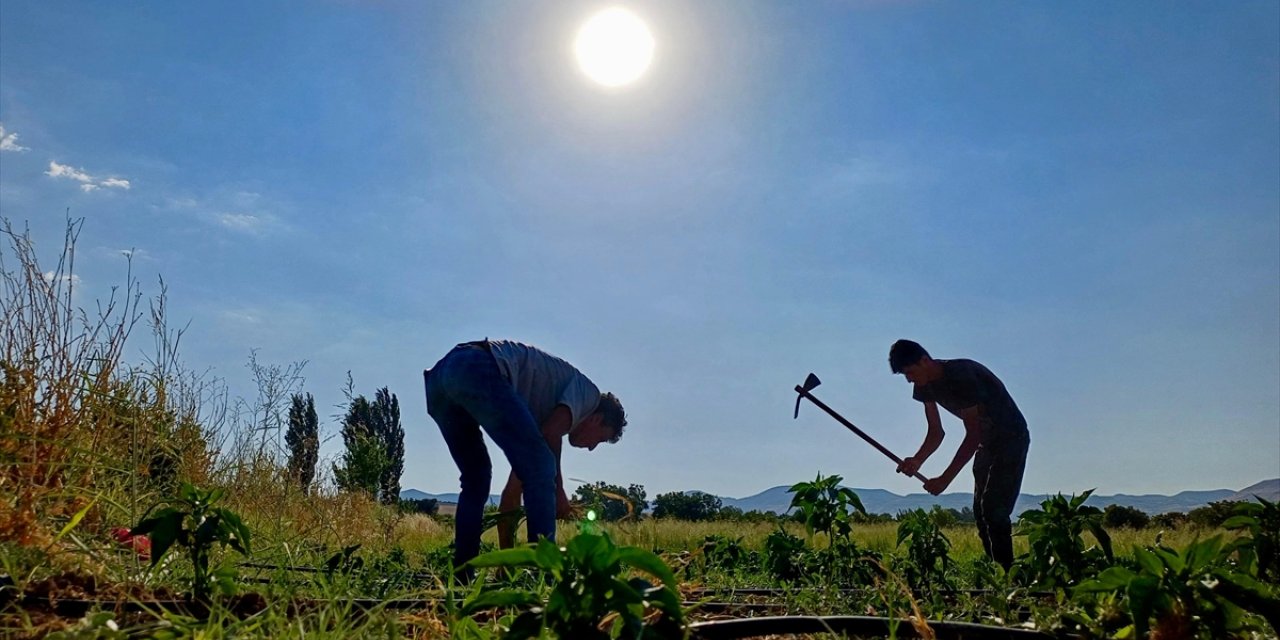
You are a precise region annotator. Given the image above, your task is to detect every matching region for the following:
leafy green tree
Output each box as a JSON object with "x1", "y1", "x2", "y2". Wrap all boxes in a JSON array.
[
  {"x1": 400, "y1": 497, "x2": 439, "y2": 515},
  {"x1": 573, "y1": 481, "x2": 647, "y2": 521},
  {"x1": 371, "y1": 387, "x2": 403, "y2": 506},
  {"x1": 1152, "y1": 511, "x2": 1189, "y2": 530},
  {"x1": 334, "y1": 395, "x2": 384, "y2": 497},
  {"x1": 333, "y1": 387, "x2": 403, "y2": 504},
  {"x1": 1103, "y1": 504, "x2": 1151, "y2": 530},
  {"x1": 284, "y1": 393, "x2": 319, "y2": 494},
  {"x1": 652, "y1": 491, "x2": 721, "y2": 521},
  {"x1": 715, "y1": 505, "x2": 745, "y2": 520},
  {"x1": 1188, "y1": 500, "x2": 1243, "y2": 529}
]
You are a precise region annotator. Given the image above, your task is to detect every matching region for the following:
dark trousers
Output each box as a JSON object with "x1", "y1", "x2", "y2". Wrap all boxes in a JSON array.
[{"x1": 972, "y1": 433, "x2": 1030, "y2": 570}]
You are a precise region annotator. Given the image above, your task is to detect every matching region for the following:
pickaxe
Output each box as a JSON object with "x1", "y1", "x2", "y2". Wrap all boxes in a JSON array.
[{"x1": 794, "y1": 373, "x2": 928, "y2": 485}]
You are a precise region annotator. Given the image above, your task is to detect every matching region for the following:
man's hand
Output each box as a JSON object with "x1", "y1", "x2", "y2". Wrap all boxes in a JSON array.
[
  {"x1": 922, "y1": 476, "x2": 951, "y2": 496},
  {"x1": 897, "y1": 456, "x2": 924, "y2": 476},
  {"x1": 556, "y1": 489, "x2": 579, "y2": 520}
]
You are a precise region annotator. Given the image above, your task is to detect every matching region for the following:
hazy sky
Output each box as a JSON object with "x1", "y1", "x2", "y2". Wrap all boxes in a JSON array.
[{"x1": 2, "y1": 1, "x2": 1277, "y2": 500}]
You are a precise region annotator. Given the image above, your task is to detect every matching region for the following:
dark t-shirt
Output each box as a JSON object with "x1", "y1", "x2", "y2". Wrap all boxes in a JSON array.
[{"x1": 912, "y1": 359, "x2": 1028, "y2": 446}]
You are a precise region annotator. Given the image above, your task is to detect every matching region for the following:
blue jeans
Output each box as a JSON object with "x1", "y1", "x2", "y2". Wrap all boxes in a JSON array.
[{"x1": 424, "y1": 342, "x2": 557, "y2": 568}]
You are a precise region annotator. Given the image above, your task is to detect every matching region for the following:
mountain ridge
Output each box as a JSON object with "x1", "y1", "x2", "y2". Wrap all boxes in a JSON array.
[{"x1": 402, "y1": 478, "x2": 1278, "y2": 515}]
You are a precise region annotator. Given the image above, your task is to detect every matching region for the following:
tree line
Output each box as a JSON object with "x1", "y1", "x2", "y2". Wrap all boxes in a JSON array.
[
  {"x1": 571, "y1": 481, "x2": 1249, "y2": 529},
  {"x1": 283, "y1": 386, "x2": 405, "y2": 506}
]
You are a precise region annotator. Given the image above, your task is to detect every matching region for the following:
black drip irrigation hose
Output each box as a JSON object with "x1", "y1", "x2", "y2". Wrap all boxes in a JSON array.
[
  {"x1": 688, "y1": 615, "x2": 1060, "y2": 640},
  {"x1": 13, "y1": 596, "x2": 1069, "y2": 639},
  {"x1": 685, "y1": 586, "x2": 1057, "y2": 599}
]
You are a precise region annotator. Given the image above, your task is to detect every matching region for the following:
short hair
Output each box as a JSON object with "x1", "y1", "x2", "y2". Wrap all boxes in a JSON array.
[
  {"x1": 889, "y1": 340, "x2": 930, "y2": 374},
  {"x1": 596, "y1": 392, "x2": 627, "y2": 443}
]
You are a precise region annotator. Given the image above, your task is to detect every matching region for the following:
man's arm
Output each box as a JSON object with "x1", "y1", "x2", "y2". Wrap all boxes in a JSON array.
[
  {"x1": 497, "y1": 471, "x2": 522, "y2": 549},
  {"x1": 923, "y1": 405, "x2": 985, "y2": 495},
  {"x1": 898, "y1": 401, "x2": 945, "y2": 476},
  {"x1": 540, "y1": 404, "x2": 576, "y2": 519}
]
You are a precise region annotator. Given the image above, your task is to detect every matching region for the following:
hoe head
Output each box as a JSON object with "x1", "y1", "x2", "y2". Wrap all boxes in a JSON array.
[{"x1": 793, "y1": 373, "x2": 822, "y2": 419}]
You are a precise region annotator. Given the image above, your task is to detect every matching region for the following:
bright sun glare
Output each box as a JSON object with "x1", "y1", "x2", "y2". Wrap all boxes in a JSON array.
[{"x1": 574, "y1": 8, "x2": 654, "y2": 88}]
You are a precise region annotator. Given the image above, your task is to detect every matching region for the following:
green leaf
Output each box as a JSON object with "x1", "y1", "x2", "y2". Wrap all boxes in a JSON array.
[
  {"x1": 466, "y1": 547, "x2": 538, "y2": 569},
  {"x1": 534, "y1": 537, "x2": 564, "y2": 573},
  {"x1": 607, "y1": 577, "x2": 647, "y2": 606},
  {"x1": 1134, "y1": 548, "x2": 1164, "y2": 576},
  {"x1": 461, "y1": 589, "x2": 542, "y2": 614},
  {"x1": 132, "y1": 507, "x2": 181, "y2": 535},
  {"x1": 1185, "y1": 535, "x2": 1223, "y2": 571},
  {"x1": 137, "y1": 510, "x2": 185, "y2": 567},
  {"x1": 1076, "y1": 567, "x2": 1136, "y2": 593},
  {"x1": 1153, "y1": 546, "x2": 1184, "y2": 574},
  {"x1": 1127, "y1": 575, "x2": 1162, "y2": 638},
  {"x1": 1221, "y1": 515, "x2": 1256, "y2": 530},
  {"x1": 616, "y1": 547, "x2": 677, "y2": 588},
  {"x1": 55, "y1": 497, "x2": 97, "y2": 541}
]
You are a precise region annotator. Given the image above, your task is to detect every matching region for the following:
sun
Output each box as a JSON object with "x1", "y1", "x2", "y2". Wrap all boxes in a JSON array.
[{"x1": 573, "y1": 8, "x2": 655, "y2": 88}]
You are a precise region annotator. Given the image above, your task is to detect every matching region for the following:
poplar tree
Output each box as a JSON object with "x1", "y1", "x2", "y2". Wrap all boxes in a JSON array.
[
  {"x1": 333, "y1": 395, "x2": 384, "y2": 497},
  {"x1": 284, "y1": 392, "x2": 319, "y2": 494},
  {"x1": 371, "y1": 387, "x2": 404, "y2": 506}
]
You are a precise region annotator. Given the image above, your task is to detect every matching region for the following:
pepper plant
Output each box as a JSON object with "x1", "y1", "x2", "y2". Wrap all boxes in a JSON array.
[
  {"x1": 131, "y1": 482, "x2": 251, "y2": 600},
  {"x1": 1222, "y1": 496, "x2": 1280, "y2": 582},
  {"x1": 1013, "y1": 490, "x2": 1112, "y2": 589},
  {"x1": 896, "y1": 507, "x2": 955, "y2": 593},
  {"x1": 1074, "y1": 535, "x2": 1280, "y2": 638},
  {"x1": 787, "y1": 473, "x2": 866, "y2": 542},
  {"x1": 461, "y1": 529, "x2": 685, "y2": 639}
]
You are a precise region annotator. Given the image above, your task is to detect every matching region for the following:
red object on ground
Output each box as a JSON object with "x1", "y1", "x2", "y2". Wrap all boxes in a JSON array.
[{"x1": 111, "y1": 527, "x2": 151, "y2": 560}]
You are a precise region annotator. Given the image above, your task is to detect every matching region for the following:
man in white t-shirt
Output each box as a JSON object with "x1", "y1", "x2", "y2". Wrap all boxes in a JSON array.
[{"x1": 424, "y1": 338, "x2": 626, "y2": 570}]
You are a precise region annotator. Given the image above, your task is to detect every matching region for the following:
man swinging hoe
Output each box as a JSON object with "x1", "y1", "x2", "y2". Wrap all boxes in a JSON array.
[
  {"x1": 890, "y1": 339, "x2": 1031, "y2": 570},
  {"x1": 795, "y1": 339, "x2": 1030, "y2": 570}
]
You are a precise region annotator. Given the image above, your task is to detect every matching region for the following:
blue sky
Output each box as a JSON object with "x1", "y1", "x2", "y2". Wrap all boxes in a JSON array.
[{"x1": 2, "y1": 1, "x2": 1277, "y2": 500}]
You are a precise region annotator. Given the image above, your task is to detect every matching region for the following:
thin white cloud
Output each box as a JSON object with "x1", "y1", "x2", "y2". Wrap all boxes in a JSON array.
[
  {"x1": 0, "y1": 124, "x2": 29, "y2": 152},
  {"x1": 154, "y1": 189, "x2": 289, "y2": 237},
  {"x1": 42, "y1": 271, "x2": 81, "y2": 286},
  {"x1": 46, "y1": 161, "x2": 95, "y2": 184},
  {"x1": 219, "y1": 308, "x2": 261, "y2": 325},
  {"x1": 46, "y1": 161, "x2": 132, "y2": 192},
  {"x1": 217, "y1": 212, "x2": 266, "y2": 233}
]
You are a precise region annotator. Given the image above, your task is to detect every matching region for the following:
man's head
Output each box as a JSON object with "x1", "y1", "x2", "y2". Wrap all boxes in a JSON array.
[
  {"x1": 568, "y1": 392, "x2": 627, "y2": 451},
  {"x1": 889, "y1": 339, "x2": 941, "y2": 385}
]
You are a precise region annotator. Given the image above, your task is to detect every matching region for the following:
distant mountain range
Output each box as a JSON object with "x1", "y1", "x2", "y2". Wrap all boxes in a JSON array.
[{"x1": 403, "y1": 478, "x2": 1279, "y2": 516}]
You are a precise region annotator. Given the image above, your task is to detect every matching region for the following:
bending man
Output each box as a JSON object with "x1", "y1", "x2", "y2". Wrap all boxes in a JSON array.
[
  {"x1": 425, "y1": 338, "x2": 626, "y2": 569},
  {"x1": 889, "y1": 339, "x2": 1030, "y2": 569}
]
